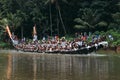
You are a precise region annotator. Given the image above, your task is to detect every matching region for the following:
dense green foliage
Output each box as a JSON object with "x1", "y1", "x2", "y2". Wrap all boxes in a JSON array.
[
  {"x1": 0, "y1": 41, "x2": 11, "y2": 49},
  {"x1": 0, "y1": 0, "x2": 120, "y2": 45}
]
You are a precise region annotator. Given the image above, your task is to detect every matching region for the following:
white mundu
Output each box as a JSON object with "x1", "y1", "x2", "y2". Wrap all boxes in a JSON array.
[{"x1": 33, "y1": 34, "x2": 37, "y2": 41}]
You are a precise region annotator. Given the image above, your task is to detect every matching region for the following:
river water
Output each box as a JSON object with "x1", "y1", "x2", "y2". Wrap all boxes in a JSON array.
[{"x1": 0, "y1": 51, "x2": 120, "y2": 80}]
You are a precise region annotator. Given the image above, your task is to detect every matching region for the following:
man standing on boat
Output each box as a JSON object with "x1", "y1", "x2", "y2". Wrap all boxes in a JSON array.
[
  {"x1": 33, "y1": 34, "x2": 38, "y2": 42},
  {"x1": 33, "y1": 24, "x2": 38, "y2": 42}
]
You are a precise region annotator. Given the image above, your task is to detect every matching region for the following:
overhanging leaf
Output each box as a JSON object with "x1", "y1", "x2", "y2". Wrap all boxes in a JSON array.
[
  {"x1": 74, "y1": 25, "x2": 86, "y2": 29},
  {"x1": 97, "y1": 21, "x2": 108, "y2": 27},
  {"x1": 74, "y1": 18, "x2": 84, "y2": 24}
]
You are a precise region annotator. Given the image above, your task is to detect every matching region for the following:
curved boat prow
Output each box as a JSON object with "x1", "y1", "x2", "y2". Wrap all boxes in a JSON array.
[
  {"x1": 12, "y1": 39, "x2": 19, "y2": 45},
  {"x1": 98, "y1": 41, "x2": 108, "y2": 47}
]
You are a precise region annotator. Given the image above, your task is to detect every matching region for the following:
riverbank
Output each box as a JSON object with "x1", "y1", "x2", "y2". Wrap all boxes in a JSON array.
[
  {"x1": 97, "y1": 49, "x2": 116, "y2": 54},
  {"x1": 96, "y1": 47, "x2": 120, "y2": 54}
]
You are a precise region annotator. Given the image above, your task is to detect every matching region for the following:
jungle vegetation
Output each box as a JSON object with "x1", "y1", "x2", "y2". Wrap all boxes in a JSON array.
[{"x1": 0, "y1": 0, "x2": 120, "y2": 46}]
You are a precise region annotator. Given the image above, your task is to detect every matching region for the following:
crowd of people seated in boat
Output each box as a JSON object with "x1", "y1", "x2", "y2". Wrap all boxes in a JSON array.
[{"x1": 12, "y1": 32, "x2": 111, "y2": 52}]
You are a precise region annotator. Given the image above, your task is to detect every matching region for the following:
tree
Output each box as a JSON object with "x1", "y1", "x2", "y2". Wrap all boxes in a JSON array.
[
  {"x1": 74, "y1": 8, "x2": 108, "y2": 32},
  {"x1": 45, "y1": 0, "x2": 67, "y2": 36},
  {"x1": 108, "y1": 12, "x2": 120, "y2": 31},
  {"x1": 0, "y1": 0, "x2": 120, "y2": 39},
  {"x1": 6, "y1": 13, "x2": 22, "y2": 31}
]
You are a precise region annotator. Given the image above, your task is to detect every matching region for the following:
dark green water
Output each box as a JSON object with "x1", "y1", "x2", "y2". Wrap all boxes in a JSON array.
[{"x1": 0, "y1": 52, "x2": 120, "y2": 80}]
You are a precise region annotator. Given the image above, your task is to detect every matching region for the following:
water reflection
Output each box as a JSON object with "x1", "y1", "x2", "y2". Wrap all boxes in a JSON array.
[
  {"x1": 7, "y1": 54, "x2": 12, "y2": 80},
  {"x1": 0, "y1": 53, "x2": 120, "y2": 80}
]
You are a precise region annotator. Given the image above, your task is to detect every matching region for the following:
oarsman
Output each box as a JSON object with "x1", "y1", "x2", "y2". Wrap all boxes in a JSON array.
[
  {"x1": 108, "y1": 34, "x2": 113, "y2": 41},
  {"x1": 75, "y1": 39, "x2": 83, "y2": 48},
  {"x1": 33, "y1": 34, "x2": 37, "y2": 42}
]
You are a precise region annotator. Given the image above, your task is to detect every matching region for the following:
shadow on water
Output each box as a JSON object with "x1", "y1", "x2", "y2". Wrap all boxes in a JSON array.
[{"x1": 0, "y1": 52, "x2": 120, "y2": 80}]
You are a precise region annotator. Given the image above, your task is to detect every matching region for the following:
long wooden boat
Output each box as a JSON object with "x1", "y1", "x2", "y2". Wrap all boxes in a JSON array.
[
  {"x1": 6, "y1": 25, "x2": 108, "y2": 54},
  {"x1": 12, "y1": 41, "x2": 107, "y2": 54}
]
